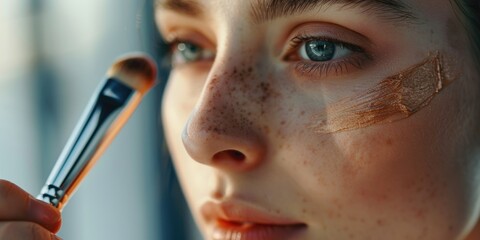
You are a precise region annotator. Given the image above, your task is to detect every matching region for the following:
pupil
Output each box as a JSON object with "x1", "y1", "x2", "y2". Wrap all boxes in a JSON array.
[
  {"x1": 178, "y1": 42, "x2": 200, "y2": 61},
  {"x1": 306, "y1": 40, "x2": 335, "y2": 61}
]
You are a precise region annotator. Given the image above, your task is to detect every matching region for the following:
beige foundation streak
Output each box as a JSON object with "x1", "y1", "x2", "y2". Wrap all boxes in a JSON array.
[{"x1": 312, "y1": 53, "x2": 453, "y2": 133}]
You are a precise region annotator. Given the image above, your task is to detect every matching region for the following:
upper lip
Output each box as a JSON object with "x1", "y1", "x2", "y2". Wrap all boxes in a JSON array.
[{"x1": 200, "y1": 198, "x2": 304, "y2": 226}]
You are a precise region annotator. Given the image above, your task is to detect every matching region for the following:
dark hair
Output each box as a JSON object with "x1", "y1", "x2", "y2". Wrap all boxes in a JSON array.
[{"x1": 452, "y1": 0, "x2": 480, "y2": 65}]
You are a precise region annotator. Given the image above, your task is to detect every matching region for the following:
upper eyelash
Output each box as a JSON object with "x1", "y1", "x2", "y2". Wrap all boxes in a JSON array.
[
  {"x1": 289, "y1": 33, "x2": 365, "y2": 53},
  {"x1": 164, "y1": 38, "x2": 183, "y2": 53}
]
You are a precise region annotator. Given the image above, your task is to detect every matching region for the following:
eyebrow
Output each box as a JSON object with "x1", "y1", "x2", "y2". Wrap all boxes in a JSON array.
[
  {"x1": 251, "y1": 0, "x2": 419, "y2": 24},
  {"x1": 155, "y1": 0, "x2": 204, "y2": 17},
  {"x1": 156, "y1": 0, "x2": 420, "y2": 25}
]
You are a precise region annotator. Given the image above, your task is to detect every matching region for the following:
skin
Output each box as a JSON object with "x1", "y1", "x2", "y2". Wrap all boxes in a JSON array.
[
  {"x1": 312, "y1": 53, "x2": 451, "y2": 133},
  {"x1": 1, "y1": 0, "x2": 478, "y2": 239},
  {"x1": 0, "y1": 180, "x2": 62, "y2": 239},
  {"x1": 157, "y1": 0, "x2": 480, "y2": 239}
]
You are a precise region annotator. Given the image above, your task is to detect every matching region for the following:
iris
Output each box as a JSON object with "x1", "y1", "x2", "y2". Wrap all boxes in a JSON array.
[
  {"x1": 305, "y1": 40, "x2": 336, "y2": 61},
  {"x1": 177, "y1": 42, "x2": 201, "y2": 62}
]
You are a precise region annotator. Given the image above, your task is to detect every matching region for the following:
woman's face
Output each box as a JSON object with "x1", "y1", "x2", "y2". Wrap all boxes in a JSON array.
[{"x1": 156, "y1": 0, "x2": 480, "y2": 239}]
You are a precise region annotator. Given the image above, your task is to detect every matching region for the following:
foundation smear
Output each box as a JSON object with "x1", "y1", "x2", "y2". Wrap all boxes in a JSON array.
[{"x1": 312, "y1": 53, "x2": 453, "y2": 133}]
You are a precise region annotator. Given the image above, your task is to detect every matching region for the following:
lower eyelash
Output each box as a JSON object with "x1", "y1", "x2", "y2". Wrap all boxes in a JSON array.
[{"x1": 293, "y1": 53, "x2": 372, "y2": 78}]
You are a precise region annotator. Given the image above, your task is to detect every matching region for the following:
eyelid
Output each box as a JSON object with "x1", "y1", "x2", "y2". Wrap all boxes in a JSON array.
[{"x1": 163, "y1": 28, "x2": 215, "y2": 51}]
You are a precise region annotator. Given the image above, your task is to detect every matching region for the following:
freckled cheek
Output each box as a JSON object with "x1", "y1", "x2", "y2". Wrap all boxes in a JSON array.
[
  {"x1": 261, "y1": 77, "x2": 328, "y2": 137},
  {"x1": 330, "y1": 120, "x2": 467, "y2": 215},
  {"x1": 293, "y1": 116, "x2": 445, "y2": 193}
]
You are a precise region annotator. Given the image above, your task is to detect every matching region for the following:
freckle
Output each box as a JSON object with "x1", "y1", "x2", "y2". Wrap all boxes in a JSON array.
[
  {"x1": 385, "y1": 138, "x2": 393, "y2": 146},
  {"x1": 376, "y1": 219, "x2": 385, "y2": 226},
  {"x1": 263, "y1": 125, "x2": 270, "y2": 134},
  {"x1": 280, "y1": 120, "x2": 286, "y2": 125},
  {"x1": 327, "y1": 209, "x2": 335, "y2": 219},
  {"x1": 428, "y1": 188, "x2": 437, "y2": 198},
  {"x1": 359, "y1": 189, "x2": 366, "y2": 196},
  {"x1": 300, "y1": 111, "x2": 305, "y2": 116},
  {"x1": 276, "y1": 130, "x2": 284, "y2": 139},
  {"x1": 415, "y1": 209, "x2": 425, "y2": 219},
  {"x1": 381, "y1": 194, "x2": 388, "y2": 201},
  {"x1": 316, "y1": 174, "x2": 324, "y2": 185}
]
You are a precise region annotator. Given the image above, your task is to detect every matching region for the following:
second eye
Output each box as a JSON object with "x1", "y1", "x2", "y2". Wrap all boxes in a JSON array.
[{"x1": 171, "y1": 41, "x2": 215, "y2": 65}]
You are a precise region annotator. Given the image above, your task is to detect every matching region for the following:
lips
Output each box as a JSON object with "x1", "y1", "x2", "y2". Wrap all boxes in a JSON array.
[{"x1": 201, "y1": 199, "x2": 307, "y2": 240}]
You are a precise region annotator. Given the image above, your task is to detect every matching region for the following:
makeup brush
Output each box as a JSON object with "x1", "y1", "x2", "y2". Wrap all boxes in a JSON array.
[{"x1": 37, "y1": 53, "x2": 157, "y2": 210}]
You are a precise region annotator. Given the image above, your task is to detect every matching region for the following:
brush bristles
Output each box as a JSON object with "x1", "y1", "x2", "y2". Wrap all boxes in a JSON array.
[{"x1": 107, "y1": 53, "x2": 157, "y2": 94}]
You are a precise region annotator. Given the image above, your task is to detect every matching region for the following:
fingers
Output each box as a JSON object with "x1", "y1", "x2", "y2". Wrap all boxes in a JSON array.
[
  {"x1": 0, "y1": 222, "x2": 62, "y2": 240},
  {"x1": 0, "y1": 180, "x2": 62, "y2": 233}
]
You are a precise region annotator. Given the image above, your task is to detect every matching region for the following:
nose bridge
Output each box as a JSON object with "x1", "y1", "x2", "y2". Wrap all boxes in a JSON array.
[
  {"x1": 197, "y1": 29, "x2": 264, "y2": 132},
  {"x1": 181, "y1": 44, "x2": 267, "y2": 171},
  {"x1": 190, "y1": 58, "x2": 259, "y2": 145}
]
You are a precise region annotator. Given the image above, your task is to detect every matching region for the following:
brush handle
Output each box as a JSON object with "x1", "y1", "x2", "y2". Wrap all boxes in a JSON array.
[{"x1": 38, "y1": 78, "x2": 136, "y2": 210}]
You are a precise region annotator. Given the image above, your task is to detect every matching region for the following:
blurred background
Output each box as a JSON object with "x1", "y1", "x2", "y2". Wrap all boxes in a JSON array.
[{"x1": 0, "y1": 0, "x2": 201, "y2": 239}]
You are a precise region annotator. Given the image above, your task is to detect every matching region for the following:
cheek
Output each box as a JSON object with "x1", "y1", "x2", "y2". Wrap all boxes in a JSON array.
[
  {"x1": 281, "y1": 79, "x2": 479, "y2": 237},
  {"x1": 161, "y1": 70, "x2": 208, "y2": 156},
  {"x1": 163, "y1": 71, "x2": 205, "y2": 115},
  {"x1": 161, "y1": 72, "x2": 213, "y2": 207}
]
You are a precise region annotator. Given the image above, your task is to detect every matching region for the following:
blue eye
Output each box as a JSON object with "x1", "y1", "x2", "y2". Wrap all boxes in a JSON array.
[
  {"x1": 299, "y1": 40, "x2": 353, "y2": 62},
  {"x1": 171, "y1": 41, "x2": 214, "y2": 65},
  {"x1": 177, "y1": 42, "x2": 200, "y2": 61},
  {"x1": 285, "y1": 35, "x2": 371, "y2": 78}
]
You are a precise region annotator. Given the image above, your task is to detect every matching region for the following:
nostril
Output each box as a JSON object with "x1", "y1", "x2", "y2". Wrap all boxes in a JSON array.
[{"x1": 213, "y1": 149, "x2": 246, "y2": 163}]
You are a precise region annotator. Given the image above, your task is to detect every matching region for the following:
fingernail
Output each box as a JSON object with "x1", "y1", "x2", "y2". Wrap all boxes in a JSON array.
[{"x1": 29, "y1": 195, "x2": 60, "y2": 224}]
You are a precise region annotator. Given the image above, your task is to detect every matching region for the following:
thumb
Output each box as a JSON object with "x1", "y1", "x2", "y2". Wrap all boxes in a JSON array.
[{"x1": 0, "y1": 180, "x2": 62, "y2": 233}]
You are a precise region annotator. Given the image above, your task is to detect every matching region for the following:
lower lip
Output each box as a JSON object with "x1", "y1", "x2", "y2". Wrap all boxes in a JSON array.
[{"x1": 212, "y1": 220, "x2": 306, "y2": 240}]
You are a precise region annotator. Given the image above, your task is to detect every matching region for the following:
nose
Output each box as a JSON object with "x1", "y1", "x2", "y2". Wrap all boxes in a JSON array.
[{"x1": 182, "y1": 67, "x2": 266, "y2": 172}]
